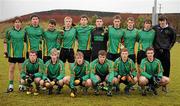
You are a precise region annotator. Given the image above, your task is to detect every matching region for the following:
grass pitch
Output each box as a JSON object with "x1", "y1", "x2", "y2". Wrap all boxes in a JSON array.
[{"x1": 0, "y1": 40, "x2": 180, "y2": 106}]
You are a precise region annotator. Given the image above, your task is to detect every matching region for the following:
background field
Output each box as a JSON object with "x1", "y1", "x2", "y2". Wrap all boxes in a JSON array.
[{"x1": 0, "y1": 38, "x2": 180, "y2": 106}]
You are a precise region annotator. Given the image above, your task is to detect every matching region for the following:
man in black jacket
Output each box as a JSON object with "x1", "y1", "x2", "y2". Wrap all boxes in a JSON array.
[
  {"x1": 91, "y1": 17, "x2": 108, "y2": 61},
  {"x1": 153, "y1": 15, "x2": 176, "y2": 92}
]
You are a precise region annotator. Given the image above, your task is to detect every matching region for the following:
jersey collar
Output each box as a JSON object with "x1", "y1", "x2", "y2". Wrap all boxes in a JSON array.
[
  {"x1": 48, "y1": 29, "x2": 56, "y2": 32},
  {"x1": 120, "y1": 58, "x2": 129, "y2": 63},
  {"x1": 13, "y1": 27, "x2": 21, "y2": 32},
  {"x1": 31, "y1": 24, "x2": 40, "y2": 28},
  {"x1": 146, "y1": 57, "x2": 155, "y2": 63},
  {"x1": 63, "y1": 26, "x2": 72, "y2": 31},
  {"x1": 50, "y1": 59, "x2": 58, "y2": 64},
  {"x1": 142, "y1": 28, "x2": 152, "y2": 32},
  {"x1": 127, "y1": 28, "x2": 134, "y2": 31},
  {"x1": 113, "y1": 26, "x2": 120, "y2": 29},
  {"x1": 96, "y1": 27, "x2": 104, "y2": 30}
]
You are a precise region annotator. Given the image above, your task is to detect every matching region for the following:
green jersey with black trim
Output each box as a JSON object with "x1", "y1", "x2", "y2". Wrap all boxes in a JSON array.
[
  {"x1": 43, "y1": 59, "x2": 65, "y2": 80},
  {"x1": 137, "y1": 29, "x2": 155, "y2": 51},
  {"x1": 76, "y1": 25, "x2": 94, "y2": 50},
  {"x1": 114, "y1": 57, "x2": 137, "y2": 77},
  {"x1": 61, "y1": 27, "x2": 76, "y2": 49},
  {"x1": 140, "y1": 58, "x2": 163, "y2": 79},
  {"x1": 20, "y1": 58, "x2": 44, "y2": 79},
  {"x1": 107, "y1": 26, "x2": 124, "y2": 54},
  {"x1": 25, "y1": 25, "x2": 44, "y2": 52},
  {"x1": 90, "y1": 59, "x2": 114, "y2": 83},
  {"x1": 70, "y1": 61, "x2": 90, "y2": 89},
  {"x1": 43, "y1": 29, "x2": 61, "y2": 56},
  {"x1": 5, "y1": 27, "x2": 26, "y2": 58},
  {"x1": 90, "y1": 59, "x2": 113, "y2": 77},
  {"x1": 123, "y1": 28, "x2": 138, "y2": 55}
]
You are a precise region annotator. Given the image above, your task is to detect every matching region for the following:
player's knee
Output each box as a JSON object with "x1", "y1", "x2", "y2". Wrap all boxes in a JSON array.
[
  {"x1": 161, "y1": 76, "x2": 170, "y2": 85},
  {"x1": 9, "y1": 67, "x2": 15, "y2": 73},
  {"x1": 39, "y1": 80, "x2": 44, "y2": 86},
  {"x1": 45, "y1": 82, "x2": 51, "y2": 88},
  {"x1": 34, "y1": 78, "x2": 41, "y2": 84},
  {"x1": 139, "y1": 76, "x2": 148, "y2": 86},
  {"x1": 58, "y1": 80, "x2": 64, "y2": 86},
  {"x1": 85, "y1": 79, "x2": 92, "y2": 87},
  {"x1": 164, "y1": 76, "x2": 170, "y2": 83},
  {"x1": 63, "y1": 76, "x2": 70, "y2": 85},
  {"x1": 9, "y1": 64, "x2": 15, "y2": 70},
  {"x1": 133, "y1": 77, "x2": 138, "y2": 84},
  {"x1": 112, "y1": 77, "x2": 118, "y2": 85},
  {"x1": 20, "y1": 79, "x2": 25, "y2": 84}
]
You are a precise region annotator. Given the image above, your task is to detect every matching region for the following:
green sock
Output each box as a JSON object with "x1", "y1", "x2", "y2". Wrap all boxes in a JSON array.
[{"x1": 9, "y1": 80, "x2": 14, "y2": 85}]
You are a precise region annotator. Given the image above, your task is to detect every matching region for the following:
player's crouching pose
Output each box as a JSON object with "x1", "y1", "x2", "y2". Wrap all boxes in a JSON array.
[
  {"x1": 139, "y1": 47, "x2": 169, "y2": 96},
  {"x1": 112, "y1": 48, "x2": 138, "y2": 95},
  {"x1": 20, "y1": 51, "x2": 44, "y2": 96},
  {"x1": 40, "y1": 48, "x2": 65, "y2": 95},
  {"x1": 90, "y1": 50, "x2": 115, "y2": 96},
  {"x1": 63, "y1": 52, "x2": 92, "y2": 97}
]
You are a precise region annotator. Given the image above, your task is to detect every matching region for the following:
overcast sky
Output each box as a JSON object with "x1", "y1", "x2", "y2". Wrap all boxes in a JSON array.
[{"x1": 0, "y1": 0, "x2": 179, "y2": 21}]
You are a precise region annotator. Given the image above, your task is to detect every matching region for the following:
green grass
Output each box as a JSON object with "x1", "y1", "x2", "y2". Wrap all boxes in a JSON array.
[{"x1": 0, "y1": 39, "x2": 180, "y2": 106}]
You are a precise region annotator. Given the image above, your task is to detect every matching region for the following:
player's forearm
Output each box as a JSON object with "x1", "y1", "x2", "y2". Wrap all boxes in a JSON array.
[
  {"x1": 20, "y1": 71, "x2": 26, "y2": 79},
  {"x1": 107, "y1": 72, "x2": 114, "y2": 83},
  {"x1": 57, "y1": 74, "x2": 64, "y2": 80},
  {"x1": 42, "y1": 74, "x2": 48, "y2": 80},
  {"x1": 141, "y1": 71, "x2": 152, "y2": 79}
]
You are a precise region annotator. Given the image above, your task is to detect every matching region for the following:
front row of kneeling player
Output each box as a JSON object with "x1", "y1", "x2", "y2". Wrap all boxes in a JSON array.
[{"x1": 19, "y1": 47, "x2": 169, "y2": 97}]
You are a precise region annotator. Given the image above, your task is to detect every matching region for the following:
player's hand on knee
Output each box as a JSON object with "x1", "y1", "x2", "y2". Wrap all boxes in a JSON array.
[{"x1": 121, "y1": 76, "x2": 126, "y2": 81}]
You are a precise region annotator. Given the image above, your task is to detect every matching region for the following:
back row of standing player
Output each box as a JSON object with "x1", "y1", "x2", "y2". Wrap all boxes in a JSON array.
[{"x1": 4, "y1": 14, "x2": 176, "y2": 94}]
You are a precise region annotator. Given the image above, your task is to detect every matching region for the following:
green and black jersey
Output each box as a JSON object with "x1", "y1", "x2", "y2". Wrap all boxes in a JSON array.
[
  {"x1": 137, "y1": 29, "x2": 155, "y2": 51},
  {"x1": 107, "y1": 26, "x2": 124, "y2": 54},
  {"x1": 20, "y1": 58, "x2": 45, "y2": 79},
  {"x1": 76, "y1": 25, "x2": 94, "y2": 50},
  {"x1": 43, "y1": 59, "x2": 65, "y2": 80},
  {"x1": 91, "y1": 59, "x2": 113, "y2": 76},
  {"x1": 43, "y1": 29, "x2": 61, "y2": 56},
  {"x1": 140, "y1": 58, "x2": 163, "y2": 79},
  {"x1": 25, "y1": 25, "x2": 44, "y2": 52},
  {"x1": 123, "y1": 28, "x2": 138, "y2": 55},
  {"x1": 70, "y1": 61, "x2": 90, "y2": 89},
  {"x1": 114, "y1": 57, "x2": 137, "y2": 77},
  {"x1": 91, "y1": 27, "x2": 108, "y2": 60},
  {"x1": 61, "y1": 27, "x2": 76, "y2": 49},
  {"x1": 90, "y1": 59, "x2": 114, "y2": 83},
  {"x1": 5, "y1": 27, "x2": 26, "y2": 58}
]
